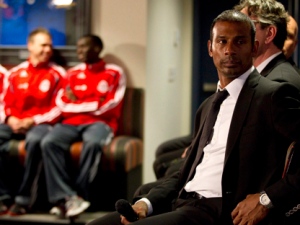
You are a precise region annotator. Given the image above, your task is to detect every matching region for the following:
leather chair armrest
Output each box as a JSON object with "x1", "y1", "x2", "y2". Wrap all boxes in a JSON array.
[
  {"x1": 65, "y1": 135, "x2": 144, "y2": 172},
  {"x1": 101, "y1": 135, "x2": 143, "y2": 172}
]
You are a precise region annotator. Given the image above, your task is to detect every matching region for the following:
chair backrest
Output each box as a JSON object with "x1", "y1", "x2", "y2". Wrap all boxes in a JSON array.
[{"x1": 116, "y1": 87, "x2": 144, "y2": 139}]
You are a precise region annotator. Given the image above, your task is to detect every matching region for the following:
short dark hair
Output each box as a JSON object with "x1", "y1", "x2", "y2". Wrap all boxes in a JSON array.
[
  {"x1": 234, "y1": 0, "x2": 288, "y2": 50},
  {"x1": 210, "y1": 10, "x2": 256, "y2": 46},
  {"x1": 80, "y1": 34, "x2": 104, "y2": 50}
]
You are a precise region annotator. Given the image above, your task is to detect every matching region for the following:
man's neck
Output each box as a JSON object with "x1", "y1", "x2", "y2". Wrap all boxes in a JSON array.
[
  {"x1": 253, "y1": 47, "x2": 282, "y2": 67},
  {"x1": 28, "y1": 58, "x2": 48, "y2": 67}
]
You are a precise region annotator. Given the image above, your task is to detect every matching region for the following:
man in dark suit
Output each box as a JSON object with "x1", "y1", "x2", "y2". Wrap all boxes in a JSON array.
[
  {"x1": 235, "y1": 0, "x2": 300, "y2": 88},
  {"x1": 134, "y1": 2, "x2": 300, "y2": 201},
  {"x1": 87, "y1": 10, "x2": 300, "y2": 225}
]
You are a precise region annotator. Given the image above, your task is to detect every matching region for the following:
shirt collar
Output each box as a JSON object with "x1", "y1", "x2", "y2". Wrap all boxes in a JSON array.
[
  {"x1": 217, "y1": 66, "x2": 254, "y2": 101},
  {"x1": 256, "y1": 52, "x2": 281, "y2": 73},
  {"x1": 85, "y1": 59, "x2": 105, "y2": 72},
  {"x1": 28, "y1": 59, "x2": 50, "y2": 68}
]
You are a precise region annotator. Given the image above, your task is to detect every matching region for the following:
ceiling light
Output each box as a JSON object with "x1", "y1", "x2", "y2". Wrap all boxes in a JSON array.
[
  {"x1": 53, "y1": 0, "x2": 73, "y2": 5},
  {"x1": 52, "y1": 0, "x2": 75, "y2": 8}
]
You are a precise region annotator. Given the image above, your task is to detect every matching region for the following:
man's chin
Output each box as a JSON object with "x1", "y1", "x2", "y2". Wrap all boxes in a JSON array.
[
  {"x1": 40, "y1": 57, "x2": 51, "y2": 63},
  {"x1": 78, "y1": 57, "x2": 86, "y2": 62},
  {"x1": 223, "y1": 69, "x2": 242, "y2": 77}
]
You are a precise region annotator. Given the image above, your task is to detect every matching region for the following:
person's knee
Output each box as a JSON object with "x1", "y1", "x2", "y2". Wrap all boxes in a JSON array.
[
  {"x1": 25, "y1": 135, "x2": 43, "y2": 155},
  {"x1": 133, "y1": 184, "x2": 147, "y2": 198},
  {"x1": 0, "y1": 124, "x2": 13, "y2": 141},
  {"x1": 40, "y1": 135, "x2": 55, "y2": 154},
  {"x1": 40, "y1": 134, "x2": 49, "y2": 147},
  {"x1": 25, "y1": 134, "x2": 41, "y2": 146},
  {"x1": 155, "y1": 142, "x2": 171, "y2": 158},
  {"x1": 153, "y1": 158, "x2": 169, "y2": 179},
  {"x1": 133, "y1": 181, "x2": 164, "y2": 200},
  {"x1": 84, "y1": 141, "x2": 102, "y2": 152}
]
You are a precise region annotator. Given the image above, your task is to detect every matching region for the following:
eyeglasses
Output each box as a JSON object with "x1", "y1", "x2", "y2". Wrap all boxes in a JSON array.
[
  {"x1": 251, "y1": 20, "x2": 260, "y2": 24},
  {"x1": 251, "y1": 19, "x2": 271, "y2": 29}
]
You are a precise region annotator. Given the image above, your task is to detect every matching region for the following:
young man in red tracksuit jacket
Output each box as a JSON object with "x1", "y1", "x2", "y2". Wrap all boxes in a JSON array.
[
  {"x1": 41, "y1": 34, "x2": 126, "y2": 218},
  {"x1": 0, "y1": 28, "x2": 66, "y2": 215}
]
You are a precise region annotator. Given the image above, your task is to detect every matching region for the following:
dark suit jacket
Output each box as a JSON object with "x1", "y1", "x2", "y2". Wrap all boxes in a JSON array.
[
  {"x1": 261, "y1": 53, "x2": 300, "y2": 90},
  {"x1": 287, "y1": 57, "x2": 300, "y2": 75},
  {"x1": 144, "y1": 70, "x2": 300, "y2": 224}
]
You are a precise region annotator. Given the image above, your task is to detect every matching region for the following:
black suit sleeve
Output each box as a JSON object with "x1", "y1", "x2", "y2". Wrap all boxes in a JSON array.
[{"x1": 265, "y1": 83, "x2": 300, "y2": 213}]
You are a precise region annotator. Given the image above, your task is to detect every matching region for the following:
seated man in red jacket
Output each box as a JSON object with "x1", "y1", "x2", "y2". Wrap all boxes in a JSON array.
[
  {"x1": 0, "y1": 28, "x2": 66, "y2": 215},
  {"x1": 41, "y1": 34, "x2": 126, "y2": 218}
]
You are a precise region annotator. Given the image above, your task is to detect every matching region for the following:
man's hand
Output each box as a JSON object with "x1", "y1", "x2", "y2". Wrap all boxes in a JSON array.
[
  {"x1": 120, "y1": 201, "x2": 148, "y2": 225},
  {"x1": 7, "y1": 116, "x2": 35, "y2": 134},
  {"x1": 7, "y1": 116, "x2": 25, "y2": 134},
  {"x1": 181, "y1": 147, "x2": 189, "y2": 158},
  {"x1": 65, "y1": 88, "x2": 77, "y2": 101},
  {"x1": 20, "y1": 118, "x2": 35, "y2": 130},
  {"x1": 231, "y1": 193, "x2": 269, "y2": 225}
]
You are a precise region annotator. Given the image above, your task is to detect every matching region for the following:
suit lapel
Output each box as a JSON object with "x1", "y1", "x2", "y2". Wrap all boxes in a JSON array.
[
  {"x1": 185, "y1": 70, "x2": 261, "y2": 181},
  {"x1": 193, "y1": 95, "x2": 216, "y2": 161},
  {"x1": 224, "y1": 70, "x2": 261, "y2": 164},
  {"x1": 185, "y1": 95, "x2": 215, "y2": 182}
]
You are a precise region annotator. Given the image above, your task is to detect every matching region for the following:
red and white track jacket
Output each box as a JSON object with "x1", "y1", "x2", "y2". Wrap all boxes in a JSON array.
[
  {"x1": 4, "y1": 60, "x2": 66, "y2": 125},
  {"x1": 0, "y1": 65, "x2": 7, "y2": 123},
  {"x1": 55, "y1": 59, "x2": 126, "y2": 134}
]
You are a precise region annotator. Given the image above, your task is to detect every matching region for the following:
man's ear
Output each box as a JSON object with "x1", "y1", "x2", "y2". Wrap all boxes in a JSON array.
[
  {"x1": 265, "y1": 25, "x2": 277, "y2": 44},
  {"x1": 208, "y1": 40, "x2": 213, "y2": 57}
]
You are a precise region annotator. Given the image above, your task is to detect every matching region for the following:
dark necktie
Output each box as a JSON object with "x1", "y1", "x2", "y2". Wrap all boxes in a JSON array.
[
  {"x1": 185, "y1": 89, "x2": 229, "y2": 184},
  {"x1": 199, "y1": 89, "x2": 229, "y2": 147}
]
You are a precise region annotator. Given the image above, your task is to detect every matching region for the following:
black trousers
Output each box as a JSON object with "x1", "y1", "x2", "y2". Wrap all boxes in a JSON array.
[{"x1": 87, "y1": 197, "x2": 222, "y2": 225}]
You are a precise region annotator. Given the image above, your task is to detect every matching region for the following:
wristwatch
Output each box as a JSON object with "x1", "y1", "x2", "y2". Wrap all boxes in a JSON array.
[{"x1": 259, "y1": 191, "x2": 274, "y2": 209}]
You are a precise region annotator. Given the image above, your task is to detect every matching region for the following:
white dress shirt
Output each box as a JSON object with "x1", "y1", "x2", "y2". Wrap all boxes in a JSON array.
[
  {"x1": 184, "y1": 67, "x2": 254, "y2": 198},
  {"x1": 140, "y1": 66, "x2": 255, "y2": 214}
]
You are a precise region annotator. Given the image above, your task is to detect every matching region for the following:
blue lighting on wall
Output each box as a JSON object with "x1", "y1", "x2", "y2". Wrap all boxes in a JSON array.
[{"x1": 0, "y1": 0, "x2": 67, "y2": 46}]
